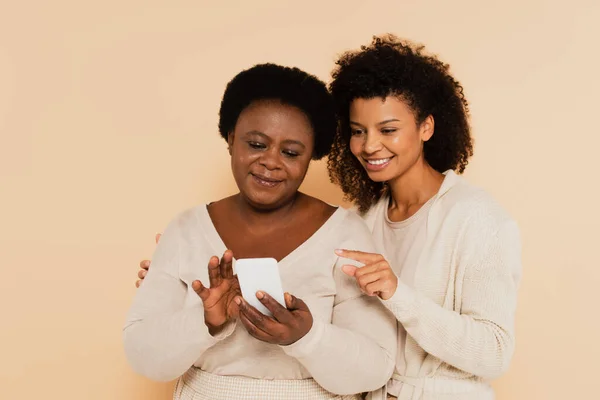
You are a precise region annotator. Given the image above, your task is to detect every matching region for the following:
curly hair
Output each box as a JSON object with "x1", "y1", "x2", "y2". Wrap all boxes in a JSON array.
[
  {"x1": 328, "y1": 35, "x2": 473, "y2": 213},
  {"x1": 218, "y1": 63, "x2": 336, "y2": 160}
]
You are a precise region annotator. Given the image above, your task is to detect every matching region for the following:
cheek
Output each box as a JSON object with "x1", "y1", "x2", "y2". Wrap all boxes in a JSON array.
[
  {"x1": 349, "y1": 136, "x2": 363, "y2": 157},
  {"x1": 384, "y1": 132, "x2": 420, "y2": 155},
  {"x1": 289, "y1": 160, "x2": 311, "y2": 180},
  {"x1": 232, "y1": 148, "x2": 258, "y2": 166}
]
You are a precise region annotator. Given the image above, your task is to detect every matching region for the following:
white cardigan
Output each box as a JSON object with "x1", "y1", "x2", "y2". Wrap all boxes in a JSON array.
[{"x1": 362, "y1": 171, "x2": 522, "y2": 400}]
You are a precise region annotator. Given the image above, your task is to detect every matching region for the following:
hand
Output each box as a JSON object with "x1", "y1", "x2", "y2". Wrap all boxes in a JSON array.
[
  {"x1": 335, "y1": 249, "x2": 398, "y2": 300},
  {"x1": 193, "y1": 250, "x2": 241, "y2": 336},
  {"x1": 136, "y1": 233, "x2": 161, "y2": 288},
  {"x1": 236, "y1": 291, "x2": 313, "y2": 346}
]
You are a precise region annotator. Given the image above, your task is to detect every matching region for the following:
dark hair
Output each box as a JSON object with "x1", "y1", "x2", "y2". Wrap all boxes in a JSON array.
[
  {"x1": 218, "y1": 63, "x2": 336, "y2": 160},
  {"x1": 328, "y1": 34, "x2": 474, "y2": 212}
]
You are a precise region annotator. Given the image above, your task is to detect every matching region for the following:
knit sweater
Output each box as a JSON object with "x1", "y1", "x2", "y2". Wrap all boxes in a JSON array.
[{"x1": 361, "y1": 171, "x2": 522, "y2": 400}]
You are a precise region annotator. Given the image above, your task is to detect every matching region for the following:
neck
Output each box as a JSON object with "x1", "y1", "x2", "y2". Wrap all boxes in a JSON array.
[
  {"x1": 234, "y1": 192, "x2": 302, "y2": 228},
  {"x1": 387, "y1": 157, "x2": 444, "y2": 210}
]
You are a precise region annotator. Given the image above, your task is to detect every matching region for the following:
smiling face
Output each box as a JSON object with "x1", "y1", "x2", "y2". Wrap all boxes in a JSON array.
[
  {"x1": 348, "y1": 96, "x2": 434, "y2": 183},
  {"x1": 228, "y1": 99, "x2": 315, "y2": 211}
]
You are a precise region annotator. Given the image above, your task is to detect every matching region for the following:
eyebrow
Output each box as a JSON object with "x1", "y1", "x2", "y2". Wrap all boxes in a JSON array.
[
  {"x1": 245, "y1": 130, "x2": 306, "y2": 148},
  {"x1": 349, "y1": 119, "x2": 401, "y2": 127}
]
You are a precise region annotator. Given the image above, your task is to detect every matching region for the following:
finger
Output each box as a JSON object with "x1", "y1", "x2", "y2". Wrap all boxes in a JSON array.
[
  {"x1": 236, "y1": 297, "x2": 276, "y2": 332},
  {"x1": 335, "y1": 249, "x2": 384, "y2": 264},
  {"x1": 284, "y1": 293, "x2": 309, "y2": 312},
  {"x1": 155, "y1": 233, "x2": 161, "y2": 244},
  {"x1": 192, "y1": 280, "x2": 210, "y2": 301},
  {"x1": 256, "y1": 291, "x2": 293, "y2": 324},
  {"x1": 139, "y1": 260, "x2": 150, "y2": 270},
  {"x1": 137, "y1": 269, "x2": 147, "y2": 279},
  {"x1": 207, "y1": 256, "x2": 221, "y2": 288},
  {"x1": 135, "y1": 280, "x2": 141, "y2": 288},
  {"x1": 341, "y1": 265, "x2": 358, "y2": 277},
  {"x1": 357, "y1": 268, "x2": 397, "y2": 294},
  {"x1": 238, "y1": 308, "x2": 274, "y2": 342},
  {"x1": 356, "y1": 271, "x2": 383, "y2": 289},
  {"x1": 220, "y1": 250, "x2": 234, "y2": 279},
  {"x1": 364, "y1": 280, "x2": 395, "y2": 297},
  {"x1": 353, "y1": 261, "x2": 390, "y2": 278}
]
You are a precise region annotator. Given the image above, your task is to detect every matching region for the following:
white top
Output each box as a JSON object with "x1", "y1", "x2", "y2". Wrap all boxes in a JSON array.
[
  {"x1": 123, "y1": 206, "x2": 397, "y2": 397},
  {"x1": 362, "y1": 170, "x2": 522, "y2": 399}
]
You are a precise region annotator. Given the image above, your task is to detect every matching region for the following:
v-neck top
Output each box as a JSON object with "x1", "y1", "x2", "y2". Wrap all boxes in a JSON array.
[
  {"x1": 124, "y1": 204, "x2": 397, "y2": 397},
  {"x1": 198, "y1": 205, "x2": 347, "y2": 267}
]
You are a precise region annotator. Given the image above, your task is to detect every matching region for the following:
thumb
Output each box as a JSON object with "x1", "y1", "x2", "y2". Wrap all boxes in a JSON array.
[
  {"x1": 341, "y1": 264, "x2": 358, "y2": 277},
  {"x1": 192, "y1": 280, "x2": 210, "y2": 301},
  {"x1": 155, "y1": 233, "x2": 162, "y2": 244}
]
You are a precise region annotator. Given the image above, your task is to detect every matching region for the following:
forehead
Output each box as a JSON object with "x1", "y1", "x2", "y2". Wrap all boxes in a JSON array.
[
  {"x1": 349, "y1": 97, "x2": 414, "y2": 120},
  {"x1": 235, "y1": 100, "x2": 314, "y2": 142}
]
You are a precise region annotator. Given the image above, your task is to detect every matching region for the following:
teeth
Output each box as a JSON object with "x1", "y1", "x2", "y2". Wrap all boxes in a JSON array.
[{"x1": 367, "y1": 158, "x2": 391, "y2": 165}]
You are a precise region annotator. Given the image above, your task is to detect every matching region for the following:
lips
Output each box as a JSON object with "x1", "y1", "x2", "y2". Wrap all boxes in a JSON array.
[
  {"x1": 363, "y1": 156, "x2": 394, "y2": 171},
  {"x1": 251, "y1": 173, "x2": 283, "y2": 188}
]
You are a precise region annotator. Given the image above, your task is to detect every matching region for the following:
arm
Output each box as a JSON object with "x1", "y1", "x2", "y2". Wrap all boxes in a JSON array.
[
  {"x1": 381, "y1": 219, "x2": 521, "y2": 379},
  {"x1": 281, "y1": 268, "x2": 397, "y2": 395},
  {"x1": 123, "y1": 215, "x2": 235, "y2": 382}
]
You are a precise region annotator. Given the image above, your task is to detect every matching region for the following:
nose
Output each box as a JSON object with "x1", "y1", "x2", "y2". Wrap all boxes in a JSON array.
[
  {"x1": 363, "y1": 131, "x2": 382, "y2": 154},
  {"x1": 259, "y1": 147, "x2": 281, "y2": 170}
]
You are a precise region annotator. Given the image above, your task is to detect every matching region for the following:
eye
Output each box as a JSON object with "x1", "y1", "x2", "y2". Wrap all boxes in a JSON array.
[
  {"x1": 248, "y1": 141, "x2": 266, "y2": 150},
  {"x1": 351, "y1": 128, "x2": 365, "y2": 136},
  {"x1": 381, "y1": 128, "x2": 397, "y2": 135},
  {"x1": 282, "y1": 150, "x2": 299, "y2": 158}
]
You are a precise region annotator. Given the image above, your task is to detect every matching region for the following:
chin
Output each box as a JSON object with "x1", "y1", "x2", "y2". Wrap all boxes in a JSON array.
[
  {"x1": 244, "y1": 190, "x2": 292, "y2": 211},
  {"x1": 363, "y1": 168, "x2": 396, "y2": 183}
]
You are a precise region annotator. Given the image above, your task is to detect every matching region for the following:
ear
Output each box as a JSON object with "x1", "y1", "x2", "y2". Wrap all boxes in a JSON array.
[
  {"x1": 227, "y1": 132, "x2": 234, "y2": 155},
  {"x1": 420, "y1": 115, "x2": 435, "y2": 142}
]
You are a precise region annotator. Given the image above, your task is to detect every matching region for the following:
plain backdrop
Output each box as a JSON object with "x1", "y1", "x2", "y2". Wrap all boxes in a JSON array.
[{"x1": 1, "y1": 0, "x2": 598, "y2": 399}]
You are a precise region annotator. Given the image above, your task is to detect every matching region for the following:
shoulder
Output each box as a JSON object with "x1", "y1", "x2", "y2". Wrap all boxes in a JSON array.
[
  {"x1": 348, "y1": 196, "x2": 388, "y2": 233},
  {"x1": 432, "y1": 177, "x2": 521, "y2": 266},
  {"x1": 325, "y1": 207, "x2": 378, "y2": 253},
  {"x1": 300, "y1": 193, "x2": 337, "y2": 214},
  {"x1": 161, "y1": 204, "x2": 209, "y2": 238},
  {"x1": 437, "y1": 173, "x2": 516, "y2": 235}
]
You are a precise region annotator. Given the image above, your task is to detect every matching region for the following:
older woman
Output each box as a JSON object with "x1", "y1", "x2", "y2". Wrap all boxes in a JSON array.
[{"x1": 123, "y1": 63, "x2": 397, "y2": 400}]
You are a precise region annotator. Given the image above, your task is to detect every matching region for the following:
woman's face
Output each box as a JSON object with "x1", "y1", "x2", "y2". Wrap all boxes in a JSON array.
[
  {"x1": 228, "y1": 99, "x2": 314, "y2": 210},
  {"x1": 348, "y1": 96, "x2": 434, "y2": 183}
]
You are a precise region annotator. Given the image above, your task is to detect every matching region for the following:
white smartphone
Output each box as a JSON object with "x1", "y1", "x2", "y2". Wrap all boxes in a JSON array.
[{"x1": 234, "y1": 257, "x2": 286, "y2": 317}]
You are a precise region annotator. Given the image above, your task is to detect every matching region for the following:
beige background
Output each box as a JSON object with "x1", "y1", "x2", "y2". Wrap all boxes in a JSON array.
[{"x1": 1, "y1": 0, "x2": 598, "y2": 399}]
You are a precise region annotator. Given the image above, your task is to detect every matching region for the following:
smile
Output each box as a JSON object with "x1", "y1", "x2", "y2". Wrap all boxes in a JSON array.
[
  {"x1": 364, "y1": 157, "x2": 394, "y2": 171},
  {"x1": 251, "y1": 174, "x2": 283, "y2": 188}
]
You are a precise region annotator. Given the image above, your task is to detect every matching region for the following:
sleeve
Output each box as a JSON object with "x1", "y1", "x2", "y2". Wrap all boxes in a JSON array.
[
  {"x1": 381, "y1": 218, "x2": 522, "y2": 380},
  {"x1": 122, "y1": 212, "x2": 236, "y2": 382},
  {"x1": 280, "y1": 216, "x2": 397, "y2": 395}
]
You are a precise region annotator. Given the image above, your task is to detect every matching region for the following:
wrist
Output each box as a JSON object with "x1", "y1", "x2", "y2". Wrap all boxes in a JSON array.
[{"x1": 281, "y1": 317, "x2": 314, "y2": 346}]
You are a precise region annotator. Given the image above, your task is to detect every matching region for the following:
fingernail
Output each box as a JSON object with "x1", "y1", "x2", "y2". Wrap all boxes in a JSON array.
[
  {"x1": 256, "y1": 291, "x2": 264, "y2": 299},
  {"x1": 334, "y1": 249, "x2": 343, "y2": 255},
  {"x1": 144, "y1": 260, "x2": 150, "y2": 267},
  {"x1": 235, "y1": 297, "x2": 241, "y2": 305}
]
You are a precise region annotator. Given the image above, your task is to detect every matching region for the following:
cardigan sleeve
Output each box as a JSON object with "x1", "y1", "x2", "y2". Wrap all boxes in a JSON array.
[
  {"x1": 122, "y1": 212, "x2": 236, "y2": 382},
  {"x1": 381, "y1": 218, "x2": 521, "y2": 379}
]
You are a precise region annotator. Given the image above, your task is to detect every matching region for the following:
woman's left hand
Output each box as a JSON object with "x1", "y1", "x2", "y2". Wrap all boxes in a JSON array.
[
  {"x1": 335, "y1": 249, "x2": 398, "y2": 300},
  {"x1": 236, "y1": 292, "x2": 313, "y2": 346}
]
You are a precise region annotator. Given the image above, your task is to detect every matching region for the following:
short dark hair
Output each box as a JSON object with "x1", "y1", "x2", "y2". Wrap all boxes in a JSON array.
[
  {"x1": 328, "y1": 35, "x2": 474, "y2": 212},
  {"x1": 218, "y1": 63, "x2": 336, "y2": 160}
]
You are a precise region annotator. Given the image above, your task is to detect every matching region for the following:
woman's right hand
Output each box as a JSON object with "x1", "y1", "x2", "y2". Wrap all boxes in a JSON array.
[{"x1": 193, "y1": 250, "x2": 241, "y2": 336}]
